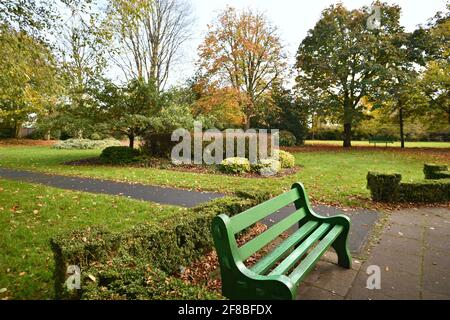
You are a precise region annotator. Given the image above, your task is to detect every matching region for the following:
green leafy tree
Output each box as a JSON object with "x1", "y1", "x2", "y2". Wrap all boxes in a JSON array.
[
  {"x1": 419, "y1": 8, "x2": 450, "y2": 125},
  {"x1": 96, "y1": 78, "x2": 161, "y2": 148},
  {"x1": 295, "y1": 2, "x2": 403, "y2": 147},
  {"x1": 0, "y1": 26, "x2": 62, "y2": 137}
]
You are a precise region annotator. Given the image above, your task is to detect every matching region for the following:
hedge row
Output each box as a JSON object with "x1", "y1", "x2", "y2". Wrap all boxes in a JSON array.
[
  {"x1": 80, "y1": 256, "x2": 221, "y2": 300},
  {"x1": 424, "y1": 164, "x2": 450, "y2": 180},
  {"x1": 367, "y1": 172, "x2": 450, "y2": 203},
  {"x1": 143, "y1": 132, "x2": 274, "y2": 160},
  {"x1": 50, "y1": 192, "x2": 272, "y2": 299}
]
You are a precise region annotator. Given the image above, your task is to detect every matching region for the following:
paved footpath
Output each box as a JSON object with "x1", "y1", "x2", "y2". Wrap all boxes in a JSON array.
[
  {"x1": 297, "y1": 207, "x2": 450, "y2": 300},
  {"x1": 0, "y1": 167, "x2": 223, "y2": 208}
]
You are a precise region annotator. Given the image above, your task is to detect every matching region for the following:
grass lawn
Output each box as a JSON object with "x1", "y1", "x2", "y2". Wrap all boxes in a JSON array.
[
  {"x1": 1, "y1": 145, "x2": 448, "y2": 207},
  {"x1": 0, "y1": 179, "x2": 184, "y2": 300},
  {"x1": 305, "y1": 140, "x2": 450, "y2": 148}
]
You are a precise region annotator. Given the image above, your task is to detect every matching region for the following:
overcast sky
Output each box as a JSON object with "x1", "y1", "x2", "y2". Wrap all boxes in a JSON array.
[{"x1": 163, "y1": 0, "x2": 447, "y2": 87}]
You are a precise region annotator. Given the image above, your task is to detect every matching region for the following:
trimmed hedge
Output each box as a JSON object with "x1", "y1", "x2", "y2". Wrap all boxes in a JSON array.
[
  {"x1": 100, "y1": 146, "x2": 141, "y2": 165},
  {"x1": 143, "y1": 132, "x2": 274, "y2": 161},
  {"x1": 80, "y1": 257, "x2": 221, "y2": 300},
  {"x1": 424, "y1": 164, "x2": 450, "y2": 180},
  {"x1": 398, "y1": 180, "x2": 450, "y2": 203},
  {"x1": 366, "y1": 172, "x2": 402, "y2": 202},
  {"x1": 367, "y1": 172, "x2": 450, "y2": 203},
  {"x1": 50, "y1": 194, "x2": 268, "y2": 299}
]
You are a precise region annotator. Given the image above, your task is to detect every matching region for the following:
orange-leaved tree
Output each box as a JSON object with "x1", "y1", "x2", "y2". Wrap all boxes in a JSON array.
[{"x1": 196, "y1": 6, "x2": 287, "y2": 129}]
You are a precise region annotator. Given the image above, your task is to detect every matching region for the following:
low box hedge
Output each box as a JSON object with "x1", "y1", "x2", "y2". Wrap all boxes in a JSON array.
[
  {"x1": 143, "y1": 132, "x2": 274, "y2": 161},
  {"x1": 367, "y1": 172, "x2": 450, "y2": 203},
  {"x1": 78, "y1": 257, "x2": 221, "y2": 300},
  {"x1": 424, "y1": 164, "x2": 450, "y2": 180},
  {"x1": 398, "y1": 180, "x2": 450, "y2": 203},
  {"x1": 51, "y1": 193, "x2": 269, "y2": 299},
  {"x1": 366, "y1": 172, "x2": 402, "y2": 202}
]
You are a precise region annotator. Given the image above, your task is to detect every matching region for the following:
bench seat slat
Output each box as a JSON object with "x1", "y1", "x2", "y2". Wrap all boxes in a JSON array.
[
  {"x1": 250, "y1": 220, "x2": 319, "y2": 275},
  {"x1": 290, "y1": 225, "x2": 343, "y2": 284},
  {"x1": 230, "y1": 189, "x2": 300, "y2": 234},
  {"x1": 239, "y1": 208, "x2": 307, "y2": 261},
  {"x1": 268, "y1": 223, "x2": 331, "y2": 276}
]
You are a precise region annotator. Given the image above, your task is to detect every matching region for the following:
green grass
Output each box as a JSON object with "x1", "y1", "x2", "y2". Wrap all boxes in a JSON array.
[
  {"x1": 1, "y1": 146, "x2": 447, "y2": 207},
  {"x1": 305, "y1": 140, "x2": 450, "y2": 148},
  {"x1": 0, "y1": 179, "x2": 184, "y2": 300}
]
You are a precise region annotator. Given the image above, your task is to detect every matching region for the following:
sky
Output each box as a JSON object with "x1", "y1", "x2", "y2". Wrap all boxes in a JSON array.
[{"x1": 166, "y1": 0, "x2": 447, "y2": 87}]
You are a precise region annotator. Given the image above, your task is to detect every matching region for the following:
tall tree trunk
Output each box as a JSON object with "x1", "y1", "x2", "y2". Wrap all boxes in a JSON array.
[
  {"x1": 14, "y1": 122, "x2": 21, "y2": 138},
  {"x1": 129, "y1": 134, "x2": 135, "y2": 149},
  {"x1": 343, "y1": 100, "x2": 352, "y2": 148},
  {"x1": 399, "y1": 102, "x2": 405, "y2": 149},
  {"x1": 343, "y1": 123, "x2": 352, "y2": 148}
]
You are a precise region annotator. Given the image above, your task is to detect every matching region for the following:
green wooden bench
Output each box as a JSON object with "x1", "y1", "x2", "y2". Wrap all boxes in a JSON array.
[
  {"x1": 211, "y1": 182, "x2": 352, "y2": 300},
  {"x1": 369, "y1": 137, "x2": 395, "y2": 147}
]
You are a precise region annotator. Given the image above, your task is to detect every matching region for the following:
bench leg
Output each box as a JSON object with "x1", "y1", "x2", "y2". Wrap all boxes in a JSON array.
[{"x1": 332, "y1": 232, "x2": 352, "y2": 269}]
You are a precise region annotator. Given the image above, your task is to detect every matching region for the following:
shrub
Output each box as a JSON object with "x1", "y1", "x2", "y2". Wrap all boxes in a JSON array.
[
  {"x1": 367, "y1": 172, "x2": 450, "y2": 203},
  {"x1": 220, "y1": 157, "x2": 250, "y2": 174},
  {"x1": 398, "y1": 180, "x2": 450, "y2": 203},
  {"x1": 80, "y1": 257, "x2": 221, "y2": 300},
  {"x1": 277, "y1": 131, "x2": 297, "y2": 147},
  {"x1": 250, "y1": 159, "x2": 282, "y2": 176},
  {"x1": 366, "y1": 172, "x2": 402, "y2": 202},
  {"x1": 143, "y1": 132, "x2": 274, "y2": 161},
  {"x1": 53, "y1": 139, "x2": 122, "y2": 150},
  {"x1": 100, "y1": 147, "x2": 141, "y2": 165},
  {"x1": 424, "y1": 164, "x2": 450, "y2": 180},
  {"x1": 50, "y1": 195, "x2": 265, "y2": 299},
  {"x1": 274, "y1": 150, "x2": 295, "y2": 169},
  {"x1": 142, "y1": 133, "x2": 177, "y2": 159}
]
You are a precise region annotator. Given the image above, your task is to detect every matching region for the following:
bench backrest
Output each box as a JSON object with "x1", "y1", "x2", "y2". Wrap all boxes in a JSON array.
[{"x1": 220, "y1": 183, "x2": 310, "y2": 262}]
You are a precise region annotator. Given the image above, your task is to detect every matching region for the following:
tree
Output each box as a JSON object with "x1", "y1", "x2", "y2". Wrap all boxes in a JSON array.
[
  {"x1": 192, "y1": 82, "x2": 246, "y2": 129},
  {"x1": 52, "y1": 0, "x2": 110, "y2": 138},
  {"x1": 0, "y1": 25, "x2": 62, "y2": 137},
  {"x1": 197, "y1": 6, "x2": 287, "y2": 129},
  {"x1": 96, "y1": 78, "x2": 161, "y2": 148},
  {"x1": 251, "y1": 85, "x2": 309, "y2": 144},
  {"x1": 0, "y1": 0, "x2": 55, "y2": 37},
  {"x1": 295, "y1": 3, "x2": 404, "y2": 147},
  {"x1": 419, "y1": 8, "x2": 449, "y2": 125},
  {"x1": 106, "y1": 0, "x2": 193, "y2": 92}
]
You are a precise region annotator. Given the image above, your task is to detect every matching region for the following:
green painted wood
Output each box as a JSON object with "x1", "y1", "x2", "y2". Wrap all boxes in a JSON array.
[
  {"x1": 269, "y1": 223, "x2": 331, "y2": 276},
  {"x1": 239, "y1": 208, "x2": 307, "y2": 261},
  {"x1": 210, "y1": 182, "x2": 352, "y2": 300},
  {"x1": 230, "y1": 188, "x2": 300, "y2": 234},
  {"x1": 290, "y1": 225, "x2": 343, "y2": 284},
  {"x1": 250, "y1": 220, "x2": 319, "y2": 275}
]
